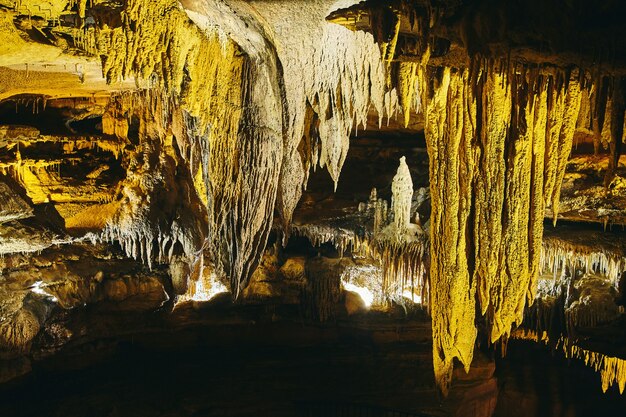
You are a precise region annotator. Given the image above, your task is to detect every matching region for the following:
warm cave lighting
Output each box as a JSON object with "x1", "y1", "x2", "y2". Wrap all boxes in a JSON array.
[
  {"x1": 177, "y1": 272, "x2": 229, "y2": 304},
  {"x1": 195, "y1": 276, "x2": 228, "y2": 301},
  {"x1": 30, "y1": 281, "x2": 58, "y2": 302},
  {"x1": 402, "y1": 288, "x2": 422, "y2": 304},
  {"x1": 342, "y1": 281, "x2": 374, "y2": 308}
]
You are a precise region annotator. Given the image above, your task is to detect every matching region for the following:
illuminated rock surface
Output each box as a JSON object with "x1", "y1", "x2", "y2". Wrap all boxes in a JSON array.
[{"x1": 0, "y1": 0, "x2": 626, "y2": 415}]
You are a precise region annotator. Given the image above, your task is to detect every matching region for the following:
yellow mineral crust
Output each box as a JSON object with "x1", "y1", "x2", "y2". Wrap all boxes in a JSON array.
[
  {"x1": 96, "y1": 0, "x2": 284, "y2": 295},
  {"x1": 512, "y1": 329, "x2": 626, "y2": 394},
  {"x1": 544, "y1": 76, "x2": 582, "y2": 224},
  {"x1": 420, "y1": 61, "x2": 584, "y2": 394},
  {"x1": 421, "y1": 66, "x2": 477, "y2": 394},
  {"x1": 397, "y1": 62, "x2": 421, "y2": 128}
]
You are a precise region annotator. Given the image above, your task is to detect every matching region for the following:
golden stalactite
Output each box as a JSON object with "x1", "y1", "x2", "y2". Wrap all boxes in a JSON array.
[
  {"x1": 99, "y1": 0, "x2": 201, "y2": 87},
  {"x1": 512, "y1": 329, "x2": 626, "y2": 395},
  {"x1": 94, "y1": 0, "x2": 285, "y2": 296},
  {"x1": 397, "y1": 62, "x2": 420, "y2": 127},
  {"x1": 567, "y1": 344, "x2": 626, "y2": 394},
  {"x1": 487, "y1": 71, "x2": 532, "y2": 344},
  {"x1": 77, "y1": 0, "x2": 88, "y2": 19},
  {"x1": 473, "y1": 66, "x2": 511, "y2": 323},
  {"x1": 607, "y1": 77, "x2": 625, "y2": 185},
  {"x1": 586, "y1": 74, "x2": 626, "y2": 184},
  {"x1": 543, "y1": 73, "x2": 582, "y2": 225},
  {"x1": 368, "y1": 4, "x2": 401, "y2": 88},
  {"x1": 527, "y1": 77, "x2": 548, "y2": 302},
  {"x1": 420, "y1": 66, "x2": 477, "y2": 395},
  {"x1": 419, "y1": 59, "x2": 585, "y2": 394},
  {"x1": 591, "y1": 75, "x2": 610, "y2": 154}
]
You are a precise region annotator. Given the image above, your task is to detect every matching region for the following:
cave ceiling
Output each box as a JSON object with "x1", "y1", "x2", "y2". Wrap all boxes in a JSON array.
[{"x1": 1, "y1": 0, "x2": 626, "y2": 403}]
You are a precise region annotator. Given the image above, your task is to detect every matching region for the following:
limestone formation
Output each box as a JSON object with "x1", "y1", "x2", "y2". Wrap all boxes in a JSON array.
[
  {"x1": 391, "y1": 156, "x2": 413, "y2": 235},
  {"x1": 0, "y1": 0, "x2": 626, "y2": 407}
]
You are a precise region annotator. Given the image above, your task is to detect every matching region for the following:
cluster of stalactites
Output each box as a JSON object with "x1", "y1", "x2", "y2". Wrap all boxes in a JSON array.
[
  {"x1": 96, "y1": 90, "x2": 207, "y2": 280},
  {"x1": 566, "y1": 343, "x2": 626, "y2": 394},
  {"x1": 276, "y1": 13, "x2": 422, "y2": 237},
  {"x1": 94, "y1": 0, "x2": 427, "y2": 297},
  {"x1": 421, "y1": 59, "x2": 584, "y2": 394},
  {"x1": 376, "y1": 239, "x2": 429, "y2": 308},
  {"x1": 95, "y1": 0, "x2": 289, "y2": 298},
  {"x1": 290, "y1": 221, "x2": 429, "y2": 308},
  {"x1": 576, "y1": 74, "x2": 626, "y2": 183},
  {"x1": 540, "y1": 240, "x2": 626, "y2": 287},
  {"x1": 511, "y1": 329, "x2": 626, "y2": 394},
  {"x1": 367, "y1": 3, "x2": 425, "y2": 128}
]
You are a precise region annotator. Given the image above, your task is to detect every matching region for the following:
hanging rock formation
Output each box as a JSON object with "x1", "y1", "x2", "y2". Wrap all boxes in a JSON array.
[
  {"x1": 421, "y1": 64, "x2": 584, "y2": 392},
  {"x1": 328, "y1": 0, "x2": 625, "y2": 394},
  {"x1": 1, "y1": 0, "x2": 626, "y2": 406}
]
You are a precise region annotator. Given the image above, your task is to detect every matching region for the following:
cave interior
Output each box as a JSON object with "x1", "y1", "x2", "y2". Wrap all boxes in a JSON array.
[{"x1": 1, "y1": 1, "x2": 626, "y2": 416}]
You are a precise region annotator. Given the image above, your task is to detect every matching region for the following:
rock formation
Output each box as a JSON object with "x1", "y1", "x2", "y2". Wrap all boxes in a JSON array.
[{"x1": 1, "y1": 0, "x2": 626, "y2": 414}]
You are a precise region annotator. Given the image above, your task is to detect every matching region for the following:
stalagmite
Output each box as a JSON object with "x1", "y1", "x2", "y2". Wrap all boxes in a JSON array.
[{"x1": 391, "y1": 156, "x2": 413, "y2": 235}]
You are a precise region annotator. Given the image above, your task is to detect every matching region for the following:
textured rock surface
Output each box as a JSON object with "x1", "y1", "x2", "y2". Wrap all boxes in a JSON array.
[{"x1": 0, "y1": 0, "x2": 625, "y2": 410}]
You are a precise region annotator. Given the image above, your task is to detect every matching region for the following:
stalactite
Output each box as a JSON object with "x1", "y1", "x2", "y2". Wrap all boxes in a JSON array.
[
  {"x1": 591, "y1": 75, "x2": 610, "y2": 155},
  {"x1": 512, "y1": 329, "x2": 626, "y2": 394},
  {"x1": 606, "y1": 77, "x2": 626, "y2": 185},
  {"x1": 544, "y1": 74, "x2": 583, "y2": 224},
  {"x1": 232, "y1": 1, "x2": 414, "y2": 238},
  {"x1": 587, "y1": 73, "x2": 626, "y2": 179},
  {"x1": 397, "y1": 62, "x2": 421, "y2": 128},
  {"x1": 92, "y1": 90, "x2": 206, "y2": 287},
  {"x1": 369, "y1": 4, "x2": 401, "y2": 88},
  {"x1": 95, "y1": 0, "x2": 286, "y2": 297},
  {"x1": 420, "y1": 66, "x2": 476, "y2": 394},
  {"x1": 540, "y1": 239, "x2": 626, "y2": 286},
  {"x1": 418, "y1": 60, "x2": 586, "y2": 393},
  {"x1": 325, "y1": 3, "x2": 626, "y2": 393},
  {"x1": 92, "y1": 0, "x2": 426, "y2": 298},
  {"x1": 576, "y1": 85, "x2": 592, "y2": 135},
  {"x1": 77, "y1": 0, "x2": 88, "y2": 20},
  {"x1": 376, "y1": 239, "x2": 429, "y2": 307},
  {"x1": 291, "y1": 223, "x2": 371, "y2": 260},
  {"x1": 527, "y1": 75, "x2": 549, "y2": 303}
]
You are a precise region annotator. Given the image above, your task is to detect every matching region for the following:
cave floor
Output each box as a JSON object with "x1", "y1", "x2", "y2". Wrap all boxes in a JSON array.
[
  {"x1": 0, "y1": 304, "x2": 444, "y2": 417},
  {"x1": 1, "y1": 308, "x2": 625, "y2": 417},
  {"x1": 0, "y1": 341, "x2": 432, "y2": 417}
]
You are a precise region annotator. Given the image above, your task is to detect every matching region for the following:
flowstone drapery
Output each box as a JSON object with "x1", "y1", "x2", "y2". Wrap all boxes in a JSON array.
[{"x1": 421, "y1": 62, "x2": 582, "y2": 393}]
